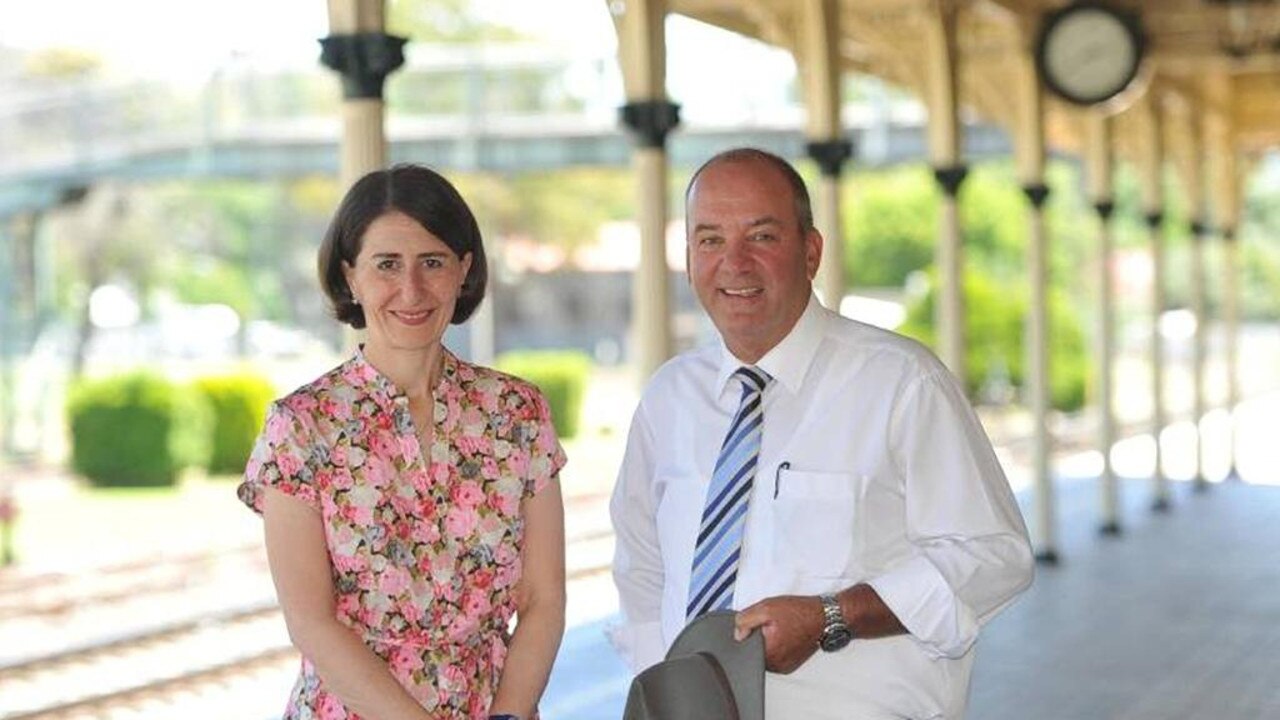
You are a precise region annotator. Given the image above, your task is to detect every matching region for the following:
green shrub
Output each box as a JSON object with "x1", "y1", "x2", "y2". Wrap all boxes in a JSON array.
[
  {"x1": 496, "y1": 350, "x2": 591, "y2": 440},
  {"x1": 67, "y1": 372, "x2": 211, "y2": 488},
  {"x1": 195, "y1": 372, "x2": 276, "y2": 475},
  {"x1": 899, "y1": 269, "x2": 1088, "y2": 412}
]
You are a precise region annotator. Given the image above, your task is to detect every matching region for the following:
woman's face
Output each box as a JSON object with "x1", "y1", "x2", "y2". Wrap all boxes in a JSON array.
[{"x1": 343, "y1": 211, "x2": 472, "y2": 355}]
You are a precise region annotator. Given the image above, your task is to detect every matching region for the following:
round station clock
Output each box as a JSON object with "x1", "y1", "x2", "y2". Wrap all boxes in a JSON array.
[{"x1": 1035, "y1": 1, "x2": 1146, "y2": 106}]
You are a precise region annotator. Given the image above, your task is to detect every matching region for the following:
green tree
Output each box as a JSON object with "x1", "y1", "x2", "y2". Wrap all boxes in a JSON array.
[
  {"x1": 842, "y1": 166, "x2": 936, "y2": 288},
  {"x1": 388, "y1": 0, "x2": 526, "y2": 43},
  {"x1": 899, "y1": 268, "x2": 1088, "y2": 411}
]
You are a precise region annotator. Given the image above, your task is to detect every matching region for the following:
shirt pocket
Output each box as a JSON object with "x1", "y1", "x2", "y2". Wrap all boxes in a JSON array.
[{"x1": 770, "y1": 468, "x2": 862, "y2": 579}]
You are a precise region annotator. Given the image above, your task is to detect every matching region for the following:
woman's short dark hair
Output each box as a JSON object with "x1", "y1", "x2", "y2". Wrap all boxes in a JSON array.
[{"x1": 317, "y1": 163, "x2": 489, "y2": 328}]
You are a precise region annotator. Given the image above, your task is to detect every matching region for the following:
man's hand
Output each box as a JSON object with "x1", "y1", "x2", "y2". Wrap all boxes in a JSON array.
[{"x1": 733, "y1": 595, "x2": 825, "y2": 674}]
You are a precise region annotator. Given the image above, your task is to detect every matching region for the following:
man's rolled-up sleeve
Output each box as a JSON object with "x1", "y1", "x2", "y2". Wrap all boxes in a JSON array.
[{"x1": 867, "y1": 371, "x2": 1035, "y2": 659}]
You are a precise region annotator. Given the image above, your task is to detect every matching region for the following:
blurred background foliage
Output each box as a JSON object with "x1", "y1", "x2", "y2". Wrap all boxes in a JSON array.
[
  {"x1": 40, "y1": 156, "x2": 1280, "y2": 418},
  {"x1": 67, "y1": 372, "x2": 211, "y2": 487},
  {"x1": 3, "y1": 0, "x2": 1279, "y2": 487}
]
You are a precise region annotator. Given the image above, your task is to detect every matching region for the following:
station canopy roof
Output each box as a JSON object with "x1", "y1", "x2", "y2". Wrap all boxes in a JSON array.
[{"x1": 668, "y1": 0, "x2": 1280, "y2": 156}]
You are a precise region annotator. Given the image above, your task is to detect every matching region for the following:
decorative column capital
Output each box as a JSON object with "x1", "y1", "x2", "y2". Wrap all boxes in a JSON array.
[
  {"x1": 1189, "y1": 219, "x2": 1210, "y2": 240},
  {"x1": 805, "y1": 139, "x2": 854, "y2": 177},
  {"x1": 1143, "y1": 210, "x2": 1164, "y2": 230},
  {"x1": 932, "y1": 164, "x2": 969, "y2": 198},
  {"x1": 1093, "y1": 200, "x2": 1115, "y2": 221},
  {"x1": 58, "y1": 185, "x2": 90, "y2": 206},
  {"x1": 619, "y1": 100, "x2": 682, "y2": 149},
  {"x1": 1021, "y1": 183, "x2": 1051, "y2": 208},
  {"x1": 1221, "y1": 226, "x2": 1237, "y2": 243},
  {"x1": 319, "y1": 33, "x2": 408, "y2": 99}
]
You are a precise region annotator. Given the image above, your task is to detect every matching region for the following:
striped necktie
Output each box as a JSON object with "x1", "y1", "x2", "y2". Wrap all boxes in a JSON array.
[{"x1": 687, "y1": 365, "x2": 771, "y2": 619}]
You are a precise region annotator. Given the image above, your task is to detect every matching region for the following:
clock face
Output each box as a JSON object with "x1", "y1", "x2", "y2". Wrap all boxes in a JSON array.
[{"x1": 1037, "y1": 4, "x2": 1144, "y2": 106}]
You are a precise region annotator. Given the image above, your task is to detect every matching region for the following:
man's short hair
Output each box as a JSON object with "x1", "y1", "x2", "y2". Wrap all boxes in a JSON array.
[{"x1": 685, "y1": 147, "x2": 815, "y2": 232}]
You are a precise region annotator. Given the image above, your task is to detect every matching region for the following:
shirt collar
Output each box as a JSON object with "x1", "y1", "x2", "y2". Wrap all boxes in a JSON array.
[
  {"x1": 348, "y1": 345, "x2": 460, "y2": 409},
  {"x1": 716, "y1": 294, "x2": 827, "y2": 397}
]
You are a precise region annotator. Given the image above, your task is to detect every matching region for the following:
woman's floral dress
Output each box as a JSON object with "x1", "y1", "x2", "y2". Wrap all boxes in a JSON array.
[{"x1": 238, "y1": 349, "x2": 566, "y2": 720}]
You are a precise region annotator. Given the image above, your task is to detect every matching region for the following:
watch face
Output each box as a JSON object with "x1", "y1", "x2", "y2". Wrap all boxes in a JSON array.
[
  {"x1": 821, "y1": 625, "x2": 853, "y2": 652},
  {"x1": 1037, "y1": 4, "x2": 1143, "y2": 105}
]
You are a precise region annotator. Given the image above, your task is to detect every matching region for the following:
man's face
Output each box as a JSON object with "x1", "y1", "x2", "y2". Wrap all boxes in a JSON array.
[{"x1": 686, "y1": 158, "x2": 822, "y2": 363}]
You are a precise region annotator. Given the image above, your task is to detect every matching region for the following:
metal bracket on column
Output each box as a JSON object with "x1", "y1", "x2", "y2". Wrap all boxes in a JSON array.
[
  {"x1": 1022, "y1": 183, "x2": 1051, "y2": 209},
  {"x1": 1189, "y1": 219, "x2": 1210, "y2": 242},
  {"x1": 319, "y1": 33, "x2": 408, "y2": 99},
  {"x1": 59, "y1": 185, "x2": 90, "y2": 206},
  {"x1": 619, "y1": 100, "x2": 681, "y2": 149},
  {"x1": 805, "y1": 139, "x2": 854, "y2": 178},
  {"x1": 1222, "y1": 226, "x2": 1237, "y2": 243},
  {"x1": 1034, "y1": 549, "x2": 1060, "y2": 566},
  {"x1": 932, "y1": 165, "x2": 969, "y2": 198},
  {"x1": 1144, "y1": 211, "x2": 1163, "y2": 230},
  {"x1": 1093, "y1": 200, "x2": 1115, "y2": 221}
]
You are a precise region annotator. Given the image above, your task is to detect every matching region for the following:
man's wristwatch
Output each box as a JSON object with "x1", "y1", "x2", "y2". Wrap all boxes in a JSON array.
[{"x1": 818, "y1": 593, "x2": 854, "y2": 652}]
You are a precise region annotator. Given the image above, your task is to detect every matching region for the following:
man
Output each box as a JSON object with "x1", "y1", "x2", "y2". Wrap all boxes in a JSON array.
[{"x1": 609, "y1": 148, "x2": 1034, "y2": 719}]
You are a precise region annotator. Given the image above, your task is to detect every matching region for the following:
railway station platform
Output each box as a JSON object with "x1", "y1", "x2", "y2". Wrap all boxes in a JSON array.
[{"x1": 1, "y1": 389, "x2": 1277, "y2": 719}]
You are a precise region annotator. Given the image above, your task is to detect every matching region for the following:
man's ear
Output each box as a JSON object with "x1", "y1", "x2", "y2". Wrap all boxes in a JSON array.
[{"x1": 805, "y1": 227, "x2": 823, "y2": 280}]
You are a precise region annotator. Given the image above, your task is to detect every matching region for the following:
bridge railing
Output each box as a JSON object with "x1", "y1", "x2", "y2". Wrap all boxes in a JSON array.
[{"x1": 0, "y1": 45, "x2": 622, "y2": 175}]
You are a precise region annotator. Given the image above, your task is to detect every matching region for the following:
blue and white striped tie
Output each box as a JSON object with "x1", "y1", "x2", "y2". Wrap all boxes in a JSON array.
[{"x1": 687, "y1": 365, "x2": 771, "y2": 619}]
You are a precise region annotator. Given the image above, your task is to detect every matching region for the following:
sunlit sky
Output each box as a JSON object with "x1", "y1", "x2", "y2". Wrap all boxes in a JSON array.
[
  {"x1": 0, "y1": 0, "x2": 797, "y2": 117},
  {"x1": 0, "y1": 0, "x2": 330, "y2": 74}
]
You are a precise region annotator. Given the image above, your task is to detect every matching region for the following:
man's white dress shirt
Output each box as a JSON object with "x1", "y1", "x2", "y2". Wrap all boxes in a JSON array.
[{"x1": 610, "y1": 296, "x2": 1034, "y2": 719}]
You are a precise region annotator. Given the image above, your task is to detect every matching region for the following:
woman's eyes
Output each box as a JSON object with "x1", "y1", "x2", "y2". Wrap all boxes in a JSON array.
[{"x1": 374, "y1": 257, "x2": 445, "y2": 271}]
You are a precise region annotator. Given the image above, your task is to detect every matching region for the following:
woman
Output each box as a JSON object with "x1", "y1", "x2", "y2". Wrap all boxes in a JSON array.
[{"x1": 238, "y1": 164, "x2": 566, "y2": 720}]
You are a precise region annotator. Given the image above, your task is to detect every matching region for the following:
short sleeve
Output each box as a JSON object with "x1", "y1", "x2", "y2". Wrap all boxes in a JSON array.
[
  {"x1": 237, "y1": 400, "x2": 322, "y2": 514},
  {"x1": 522, "y1": 387, "x2": 567, "y2": 499}
]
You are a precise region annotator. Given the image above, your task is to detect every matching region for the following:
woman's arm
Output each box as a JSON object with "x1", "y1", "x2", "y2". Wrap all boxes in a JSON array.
[
  {"x1": 488, "y1": 477, "x2": 566, "y2": 718},
  {"x1": 262, "y1": 487, "x2": 432, "y2": 720}
]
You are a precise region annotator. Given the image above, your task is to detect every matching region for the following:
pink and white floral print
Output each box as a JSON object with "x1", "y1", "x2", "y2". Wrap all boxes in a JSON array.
[{"x1": 239, "y1": 349, "x2": 566, "y2": 719}]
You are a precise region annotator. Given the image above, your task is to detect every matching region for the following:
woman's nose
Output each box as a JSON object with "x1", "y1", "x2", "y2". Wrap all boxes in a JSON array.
[{"x1": 400, "y1": 268, "x2": 426, "y2": 300}]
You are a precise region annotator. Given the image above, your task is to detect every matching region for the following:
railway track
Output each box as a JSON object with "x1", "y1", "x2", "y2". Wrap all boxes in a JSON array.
[
  {"x1": 0, "y1": 599, "x2": 289, "y2": 719},
  {"x1": 0, "y1": 543, "x2": 267, "y2": 621},
  {"x1": 0, "y1": 493, "x2": 618, "y2": 720}
]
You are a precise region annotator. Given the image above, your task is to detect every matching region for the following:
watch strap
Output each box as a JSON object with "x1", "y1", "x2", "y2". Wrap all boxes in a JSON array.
[{"x1": 819, "y1": 593, "x2": 844, "y2": 628}]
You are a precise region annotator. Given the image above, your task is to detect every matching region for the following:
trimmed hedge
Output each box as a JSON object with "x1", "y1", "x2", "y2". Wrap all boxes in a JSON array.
[
  {"x1": 67, "y1": 372, "x2": 211, "y2": 488},
  {"x1": 195, "y1": 372, "x2": 276, "y2": 475},
  {"x1": 496, "y1": 350, "x2": 591, "y2": 440}
]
